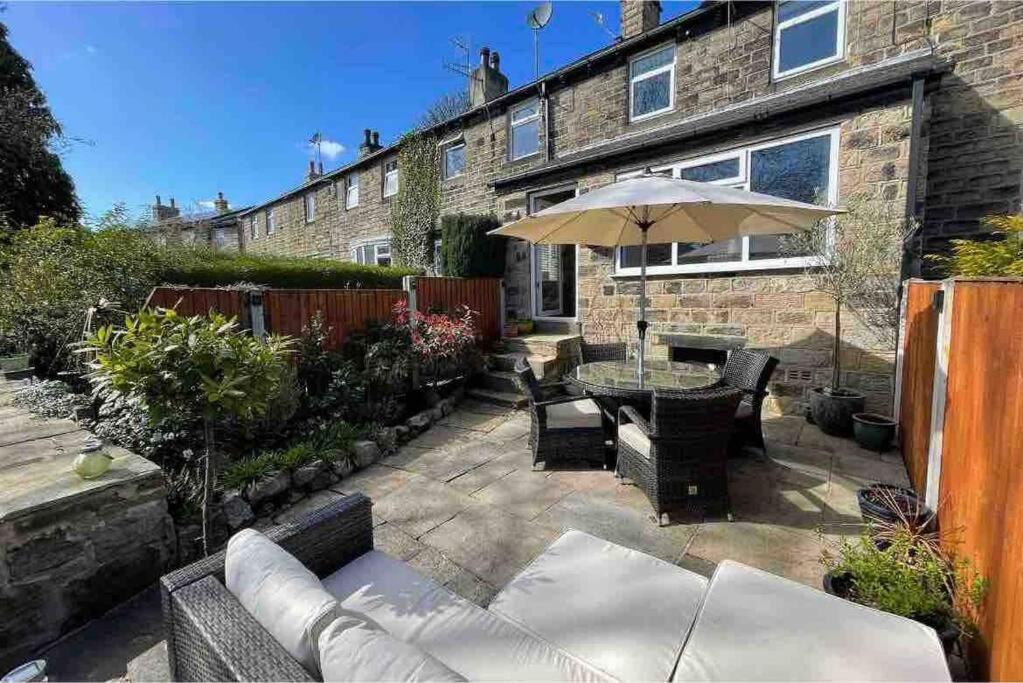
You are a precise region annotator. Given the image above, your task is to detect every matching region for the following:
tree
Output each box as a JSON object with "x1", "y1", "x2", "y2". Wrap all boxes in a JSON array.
[
  {"x1": 390, "y1": 132, "x2": 439, "y2": 270},
  {"x1": 783, "y1": 194, "x2": 917, "y2": 390},
  {"x1": 0, "y1": 20, "x2": 79, "y2": 229},
  {"x1": 416, "y1": 90, "x2": 471, "y2": 130},
  {"x1": 440, "y1": 213, "x2": 505, "y2": 277}
]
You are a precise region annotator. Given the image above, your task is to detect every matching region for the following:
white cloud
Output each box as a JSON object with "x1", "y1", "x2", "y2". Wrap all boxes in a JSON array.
[
  {"x1": 312, "y1": 139, "x2": 346, "y2": 160},
  {"x1": 84, "y1": 44, "x2": 98, "y2": 55},
  {"x1": 197, "y1": 200, "x2": 216, "y2": 210}
]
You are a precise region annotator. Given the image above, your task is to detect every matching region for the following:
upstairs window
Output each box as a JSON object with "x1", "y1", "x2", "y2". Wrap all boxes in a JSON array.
[
  {"x1": 774, "y1": 0, "x2": 845, "y2": 79},
  {"x1": 444, "y1": 142, "x2": 466, "y2": 179},
  {"x1": 383, "y1": 160, "x2": 399, "y2": 197},
  {"x1": 249, "y1": 215, "x2": 258, "y2": 240},
  {"x1": 629, "y1": 44, "x2": 675, "y2": 121},
  {"x1": 345, "y1": 174, "x2": 359, "y2": 208},
  {"x1": 266, "y1": 207, "x2": 275, "y2": 235},
  {"x1": 509, "y1": 100, "x2": 540, "y2": 160},
  {"x1": 304, "y1": 192, "x2": 316, "y2": 223},
  {"x1": 354, "y1": 239, "x2": 392, "y2": 267}
]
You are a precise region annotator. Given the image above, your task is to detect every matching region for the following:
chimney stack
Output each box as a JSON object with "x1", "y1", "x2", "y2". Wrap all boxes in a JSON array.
[
  {"x1": 317, "y1": 161, "x2": 324, "y2": 175},
  {"x1": 214, "y1": 191, "x2": 229, "y2": 214},
  {"x1": 306, "y1": 160, "x2": 322, "y2": 182},
  {"x1": 152, "y1": 194, "x2": 180, "y2": 222},
  {"x1": 470, "y1": 45, "x2": 509, "y2": 108},
  {"x1": 620, "y1": 0, "x2": 661, "y2": 40},
  {"x1": 359, "y1": 129, "x2": 383, "y2": 158}
]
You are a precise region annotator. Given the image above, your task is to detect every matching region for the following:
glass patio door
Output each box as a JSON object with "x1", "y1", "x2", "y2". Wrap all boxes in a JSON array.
[{"x1": 529, "y1": 186, "x2": 577, "y2": 318}]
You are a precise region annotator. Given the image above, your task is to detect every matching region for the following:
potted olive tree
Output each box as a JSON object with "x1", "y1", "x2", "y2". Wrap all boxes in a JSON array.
[{"x1": 784, "y1": 195, "x2": 917, "y2": 436}]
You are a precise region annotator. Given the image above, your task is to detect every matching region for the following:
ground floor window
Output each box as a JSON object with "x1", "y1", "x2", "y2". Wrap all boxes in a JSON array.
[
  {"x1": 354, "y1": 238, "x2": 392, "y2": 267},
  {"x1": 614, "y1": 126, "x2": 839, "y2": 276}
]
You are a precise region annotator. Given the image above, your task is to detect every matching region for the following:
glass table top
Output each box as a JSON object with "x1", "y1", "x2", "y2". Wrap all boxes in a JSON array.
[{"x1": 567, "y1": 360, "x2": 721, "y2": 395}]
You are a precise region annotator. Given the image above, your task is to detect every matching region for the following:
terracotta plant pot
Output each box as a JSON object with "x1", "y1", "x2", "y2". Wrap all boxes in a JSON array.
[
  {"x1": 517, "y1": 319, "x2": 534, "y2": 334},
  {"x1": 852, "y1": 412, "x2": 897, "y2": 452},
  {"x1": 503, "y1": 322, "x2": 519, "y2": 338},
  {"x1": 808, "y1": 386, "x2": 865, "y2": 436}
]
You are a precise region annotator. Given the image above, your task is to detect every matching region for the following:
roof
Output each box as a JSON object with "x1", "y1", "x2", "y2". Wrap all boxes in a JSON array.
[{"x1": 238, "y1": 0, "x2": 735, "y2": 217}]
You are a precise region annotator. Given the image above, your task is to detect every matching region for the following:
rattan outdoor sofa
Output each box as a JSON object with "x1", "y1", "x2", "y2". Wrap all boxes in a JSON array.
[{"x1": 160, "y1": 492, "x2": 951, "y2": 682}]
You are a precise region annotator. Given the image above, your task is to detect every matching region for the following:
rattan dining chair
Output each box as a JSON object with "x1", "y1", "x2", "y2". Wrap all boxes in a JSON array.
[
  {"x1": 616, "y1": 386, "x2": 743, "y2": 525},
  {"x1": 720, "y1": 349, "x2": 779, "y2": 455},
  {"x1": 576, "y1": 341, "x2": 628, "y2": 365},
  {"x1": 513, "y1": 358, "x2": 608, "y2": 469}
]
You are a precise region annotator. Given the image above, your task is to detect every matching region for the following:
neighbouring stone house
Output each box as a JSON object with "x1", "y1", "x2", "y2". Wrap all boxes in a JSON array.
[
  {"x1": 235, "y1": 0, "x2": 1023, "y2": 416},
  {"x1": 146, "y1": 193, "x2": 248, "y2": 251}
]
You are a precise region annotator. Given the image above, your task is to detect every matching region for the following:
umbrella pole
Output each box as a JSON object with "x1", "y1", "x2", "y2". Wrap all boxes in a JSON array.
[{"x1": 637, "y1": 223, "x2": 649, "y2": 389}]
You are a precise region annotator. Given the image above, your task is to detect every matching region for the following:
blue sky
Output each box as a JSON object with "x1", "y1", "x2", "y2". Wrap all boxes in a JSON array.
[{"x1": 4, "y1": 1, "x2": 697, "y2": 220}]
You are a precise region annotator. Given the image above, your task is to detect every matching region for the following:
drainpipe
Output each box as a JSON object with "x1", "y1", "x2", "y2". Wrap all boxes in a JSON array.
[{"x1": 541, "y1": 80, "x2": 551, "y2": 163}]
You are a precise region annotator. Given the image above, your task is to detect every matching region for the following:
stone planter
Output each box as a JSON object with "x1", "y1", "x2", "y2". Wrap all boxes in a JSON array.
[
  {"x1": 852, "y1": 413, "x2": 897, "y2": 452},
  {"x1": 808, "y1": 387, "x2": 865, "y2": 436}
]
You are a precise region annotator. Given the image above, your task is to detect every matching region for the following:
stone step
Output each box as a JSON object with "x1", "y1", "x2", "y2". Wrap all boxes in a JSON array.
[
  {"x1": 478, "y1": 369, "x2": 519, "y2": 394},
  {"x1": 534, "y1": 319, "x2": 579, "y2": 335},
  {"x1": 489, "y1": 352, "x2": 559, "y2": 378},
  {"x1": 500, "y1": 334, "x2": 580, "y2": 359},
  {"x1": 466, "y1": 387, "x2": 528, "y2": 409}
]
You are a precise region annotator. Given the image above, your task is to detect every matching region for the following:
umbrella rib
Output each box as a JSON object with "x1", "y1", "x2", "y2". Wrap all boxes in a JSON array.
[{"x1": 532, "y1": 210, "x2": 589, "y2": 243}]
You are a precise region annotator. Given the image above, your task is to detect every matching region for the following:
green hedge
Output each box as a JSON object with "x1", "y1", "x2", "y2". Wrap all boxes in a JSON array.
[
  {"x1": 161, "y1": 252, "x2": 418, "y2": 290},
  {"x1": 440, "y1": 213, "x2": 505, "y2": 278}
]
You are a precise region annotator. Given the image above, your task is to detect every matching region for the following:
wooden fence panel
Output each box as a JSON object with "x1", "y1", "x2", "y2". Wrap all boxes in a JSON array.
[
  {"x1": 145, "y1": 287, "x2": 246, "y2": 320},
  {"x1": 937, "y1": 280, "x2": 1023, "y2": 680},
  {"x1": 416, "y1": 277, "x2": 502, "y2": 342},
  {"x1": 262, "y1": 288, "x2": 405, "y2": 348},
  {"x1": 897, "y1": 280, "x2": 941, "y2": 495}
]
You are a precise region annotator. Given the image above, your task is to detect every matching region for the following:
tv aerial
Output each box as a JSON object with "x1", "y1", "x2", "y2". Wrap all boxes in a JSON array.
[
  {"x1": 590, "y1": 10, "x2": 616, "y2": 40},
  {"x1": 527, "y1": 1, "x2": 553, "y2": 80}
]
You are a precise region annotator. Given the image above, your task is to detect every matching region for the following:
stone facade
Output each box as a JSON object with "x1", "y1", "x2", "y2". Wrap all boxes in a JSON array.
[{"x1": 235, "y1": 0, "x2": 1023, "y2": 415}]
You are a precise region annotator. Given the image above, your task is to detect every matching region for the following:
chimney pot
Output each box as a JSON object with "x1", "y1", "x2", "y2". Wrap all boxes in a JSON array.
[
  {"x1": 363, "y1": 128, "x2": 372, "y2": 145},
  {"x1": 372, "y1": 131, "x2": 380, "y2": 146},
  {"x1": 480, "y1": 46, "x2": 491, "y2": 65},
  {"x1": 470, "y1": 46, "x2": 508, "y2": 107},
  {"x1": 309, "y1": 160, "x2": 315, "y2": 173},
  {"x1": 217, "y1": 191, "x2": 223, "y2": 200},
  {"x1": 155, "y1": 195, "x2": 162, "y2": 206},
  {"x1": 170, "y1": 198, "x2": 176, "y2": 209},
  {"x1": 490, "y1": 51, "x2": 500, "y2": 70},
  {"x1": 317, "y1": 161, "x2": 323, "y2": 175}
]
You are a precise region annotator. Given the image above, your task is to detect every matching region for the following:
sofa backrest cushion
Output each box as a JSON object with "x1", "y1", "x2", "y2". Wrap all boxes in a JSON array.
[
  {"x1": 224, "y1": 528, "x2": 338, "y2": 676},
  {"x1": 319, "y1": 612, "x2": 466, "y2": 682}
]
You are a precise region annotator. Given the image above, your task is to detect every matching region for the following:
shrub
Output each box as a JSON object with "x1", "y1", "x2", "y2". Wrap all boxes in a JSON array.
[
  {"x1": 220, "y1": 452, "x2": 275, "y2": 491},
  {"x1": 928, "y1": 214, "x2": 1023, "y2": 277},
  {"x1": 12, "y1": 379, "x2": 89, "y2": 419},
  {"x1": 393, "y1": 300, "x2": 482, "y2": 382},
  {"x1": 391, "y1": 133, "x2": 440, "y2": 271},
  {"x1": 440, "y1": 213, "x2": 505, "y2": 278}
]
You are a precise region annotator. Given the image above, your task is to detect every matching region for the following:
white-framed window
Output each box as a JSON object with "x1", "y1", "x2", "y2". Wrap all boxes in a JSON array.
[
  {"x1": 509, "y1": 99, "x2": 540, "y2": 161},
  {"x1": 353, "y1": 238, "x2": 392, "y2": 267},
  {"x1": 304, "y1": 192, "x2": 316, "y2": 223},
  {"x1": 773, "y1": 0, "x2": 845, "y2": 80},
  {"x1": 383, "y1": 160, "x2": 399, "y2": 197},
  {"x1": 443, "y1": 142, "x2": 466, "y2": 179},
  {"x1": 266, "y1": 207, "x2": 275, "y2": 235},
  {"x1": 213, "y1": 229, "x2": 227, "y2": 249},
  {"x1": 615, "y1": 126, "x2": 839, "y2": 275},
  {"x1": 629, "y1": 43, "x2": 675, "y2": 122},
  {"x1": 249, "y1": 215, "x2": 258, "y2": 240},
  {"x1": 433, "y1": 239, "x2": 443, "y2": 275},
  {"x1": 345, "y1": 173, "x2": 359, "y2": 209}
]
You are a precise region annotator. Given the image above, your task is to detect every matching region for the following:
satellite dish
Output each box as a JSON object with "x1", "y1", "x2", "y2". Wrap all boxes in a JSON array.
[{"x1": 527, "y1": 1, "x2": 553, "y2": 30}]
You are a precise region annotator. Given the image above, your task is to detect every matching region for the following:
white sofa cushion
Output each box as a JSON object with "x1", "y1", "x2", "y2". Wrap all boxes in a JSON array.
[
  {"x1": 321, "y1": 549, "x2": 612, "y2": 682},
  {"x1": 319, "y1": 613, "x2": 465, "y2": 682},
  {"x1": 546, "y1": 398, "x2": 602, "y2": 430},
  {"x1": 489, "y1": 530, "x2": 708, "y2": 682},
  {"x1": 224, "y1": 528, "x2": 338, "y2": 675},
  {"x1": 617, "y1": 422, "x2": 651, "y2": 457},
  {"x1": 672, "y1": 560, "x2": 951, "y2": 681}
]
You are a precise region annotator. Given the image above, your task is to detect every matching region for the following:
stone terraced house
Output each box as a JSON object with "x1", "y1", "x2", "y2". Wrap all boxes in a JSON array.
[{"x1": 236, "y1": 0, "x2": 1023, "y2": 416}]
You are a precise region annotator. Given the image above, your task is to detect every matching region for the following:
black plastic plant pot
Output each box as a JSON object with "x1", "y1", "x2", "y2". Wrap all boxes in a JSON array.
[
  {"x1": 852, "y1": 412, "x2": 897, "y2": 452},
  {"x1": 857, "y1": 483, "x2": 932, "y2": 528},
  {"x1": 809, "y1": 387, "x2": 866, "y2": 436},
  {"x1": 822, "y1": 570, "x2": 853, "y2": 598}
]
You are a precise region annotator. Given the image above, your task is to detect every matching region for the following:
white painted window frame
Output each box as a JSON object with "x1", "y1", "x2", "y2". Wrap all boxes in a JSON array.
[
  {"x1": 266, "y1": 207, "x2": 275, "y2": 235},
  {"x1": 345, "y1": 174, "x2": 359, "y2": 209},
  {"x1": 433, "y1": 238, "x2": 443, "y2": 275},
  {"x1": 443, "y1": 141, "x2": 466, "y2": 179},
  {"x1": 352, "y1": 237, "x2": 392, "y2": 266},
  {"x1": 527, "y1": 184, "x2": 580, "y2": 321},
  {"x1": 249, "y1": 215, "x2": 258, "y2": 240},
  {"x1": 614, "y1": 125, "x2": 840, "y2": 276},
  {"x1": 383, "y1": 160, "x2": 399, "y2": 198},
  {"x1": 304, "y1": 192, "x2": 316, "y2": 223},
  {"x1": 509, "y1": 99, "x2": 541, "y2": 161},
  {"x1": 773, "y1": 0, "x2": 846, "y2": 81},
  {"x1": 629, "y1": 42, "x2": 676, "y2": 123}
]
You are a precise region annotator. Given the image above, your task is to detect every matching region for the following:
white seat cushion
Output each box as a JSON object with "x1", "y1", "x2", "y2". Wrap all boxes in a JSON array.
[
  {"x1": 489, "y1": 530, "x2": 709, "y2": 682},
  {"x1": 319, "y1": 613, "x2": 465, "y2": 682},
  {"x1": 224, "y1": 529, "x2": 338, "y2": 675},
  {"x1": 617, "y1": 422, "x2": 651, "y2": 457},
  {"x1": 546, "y1": 398, "x2": 602, "y2": 430},
  {"x1": 673, "y1": 560, "x2": 951, "y2": 681},
  {"x1": 321, "y1": 550, "x2": 611, "y2": 682}
]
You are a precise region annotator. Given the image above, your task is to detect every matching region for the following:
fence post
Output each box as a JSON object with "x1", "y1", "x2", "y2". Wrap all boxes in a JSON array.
[
  {"x1": 499, "y1": 279, "x2": 506, "y2": 338},
  {"x1": 249, "y1": 290, "x2": 267, "y2": 341},
  {"x1": 404, "y1": 275, "x2": 420, "y2": 389}
]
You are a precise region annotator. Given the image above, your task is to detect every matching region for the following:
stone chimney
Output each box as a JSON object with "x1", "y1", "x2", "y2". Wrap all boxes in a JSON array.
[
  {"x1": 470, "y1": 46, "x2": 509, "y2": 107},
  {"x1": 152, "y1": 195, "x2": 180, "y2": 222},
  {"x1": 620, "y1": 0, "x2": 661, "y2": 39},
  {"x1": 306, "y1": 160, "x2": 321, "y2": 182},
  {"x1": 213, "y1": 191, "x2": 229, "y2": 214},
  {"x1": 358, "y1": 128, "x2": 383, "y2": 158}
]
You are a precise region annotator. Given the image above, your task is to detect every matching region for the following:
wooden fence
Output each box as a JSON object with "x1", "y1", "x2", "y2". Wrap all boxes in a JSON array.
[
  {"x1": 895, "y1": 278, "x2": 1023, "y2": 680},
  {"x1": 145, "y1": 276, "x2": 503, "y2": 349}
]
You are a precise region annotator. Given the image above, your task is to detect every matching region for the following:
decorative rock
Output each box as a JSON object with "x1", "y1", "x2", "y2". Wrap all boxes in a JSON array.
[
  {"x1": 430, "y1": 406, "x2": 444, "y2": 421},
  {"x1": 353, "y1": 440, "x2": 380, "y2": 469},
  {"x1": 287, "y1": 489, "x2": 305, "y2": 504},
  {"x1": 328, "y1": 472, "x2": 341, "y2": 485},
  {"x1": 424, "y1": 390, "x2": 442, "y2": 408},
  {"x1": 375, "y1": 427, "x2": 397, "y2": 453},
  {"x1": 244, "y1": 471, "x2": 290, "y2": 505},
  {"x1": 291, "y1": 460, "x2": 327, "y2": 488},
  {"x1": 307, "y1": 469, "x2": 334, "y2": 492},
  {"x1": 407, "y1": 412, "x2": 431, "y2": 432},
  {"x1": 395, "y1": 425, "x2": 410, "y2": 442},
  {"x1": 221, "y1": 490, "x2": 255, "y2": 530},
  {"x1": 332, "y1": 458, "x2": 356, "y2": 478},
  {"x1": 439, "y1": 398, "x2": 454, "y2": 416}
]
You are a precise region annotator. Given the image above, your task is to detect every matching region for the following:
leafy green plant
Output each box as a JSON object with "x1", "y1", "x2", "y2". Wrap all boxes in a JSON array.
[
  {"x1": 220, "y1": 452, "x2": 276, "y2": 492},
  {"x1": 928, "y1": 214, "x2": 1023, "y2": 277},
  {"x1": 440, "y1": 213, "x2": 505, "y2": 278},
  {"x1": 391, "y1": 132, "x2": 440, "y2": 270},
  {"x1": 271, "y1": 442, "x2": 319, "y2": 471},
  {"x1": 80, "y1": 307, "x2": 294, "y2": 554}
]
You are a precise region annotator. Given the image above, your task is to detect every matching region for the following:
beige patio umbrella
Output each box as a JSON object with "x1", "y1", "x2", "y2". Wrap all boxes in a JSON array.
[{"x1": 489, "y1": 171, "x2": 844, "y2": 384}]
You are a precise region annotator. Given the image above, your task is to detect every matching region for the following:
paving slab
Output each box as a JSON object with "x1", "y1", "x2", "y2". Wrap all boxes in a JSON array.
[
  {"x1": 686, "y1": 521, "x2": 826, "y2": 587},
  {"x1": 272, "y1": 488, "x2": 347, "y2": 525},
  {"x1": 446, "y1": 458, "x2": 518, "y2": 495},
  {"x1": 373, "y1": 521, "x2": 426, "y2": 561},
  {"x1": 406, "y1": 424, "x2": 479, "y2": 450},
  {"x1": 472, "y1": 468, "x2": 573, "y2": 520},
  {"x1": 443, "y1": 570, "x2": 498, "y2": 608},
  {"x1": 437, "y1": 410, "x2": 508, "y2": 433},
  {"x1": 382, "y1": 441, "x2": 498, "y2": 482},
  {"x1": 373, "y1": 476, "x2": 475, "y2": 538},
  {"x1": 420, "y1": 502, "x2": 560, "y2": 587},
  {"x1": 333, "y1": 464, "x2": 418, "y2": 501},
  {"x1": 457, "y1": 400, "x2": 513, "y2": 416},
  {"x1": 479, "y1": 416, "x2": 531, "y2": 443}
]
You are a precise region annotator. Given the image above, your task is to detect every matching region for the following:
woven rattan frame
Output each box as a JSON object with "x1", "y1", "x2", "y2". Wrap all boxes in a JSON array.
[
  {"x1": 577, "y1": 341, "x2": 628, "y2": 365},
  {"x1": 513, "y1": 358, "x2": 606, "y2": 468},
  {"x1": 616, "y1": 387, "x2": 743, "y2": 524},
  {"x1": 720, "y1": 350, "x2": 779, "y2": 454},
  {"x1": 160, "y1": 493, "x2": 374, "y2": 681}
]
